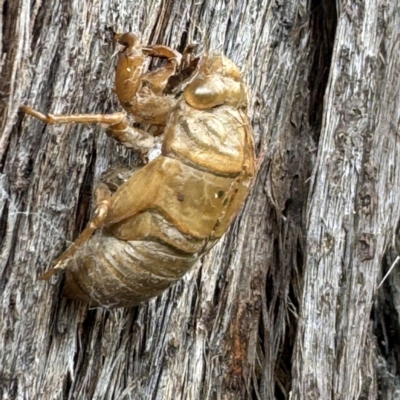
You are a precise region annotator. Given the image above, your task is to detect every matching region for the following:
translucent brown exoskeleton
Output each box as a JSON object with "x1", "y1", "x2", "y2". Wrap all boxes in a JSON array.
[{"x1": 20, "y1": 33, "x2": 256, "y2": 308}]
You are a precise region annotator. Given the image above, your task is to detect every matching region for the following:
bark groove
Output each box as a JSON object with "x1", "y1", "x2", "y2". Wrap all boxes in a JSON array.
[{"x1": 1, "y1": 0, "x2": 400, "y2": 399}]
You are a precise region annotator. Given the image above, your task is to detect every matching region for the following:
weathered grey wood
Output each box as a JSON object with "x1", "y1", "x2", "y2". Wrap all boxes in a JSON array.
[
  {"x1": 291, "y1": 0, "x2": 400, "y2": 398},
  {"x1": 0, "y1": 1, "x2": 313, "y2": 398},
  {"x1": 1, "y1": 0, "x2": 399, "y2": 399}
]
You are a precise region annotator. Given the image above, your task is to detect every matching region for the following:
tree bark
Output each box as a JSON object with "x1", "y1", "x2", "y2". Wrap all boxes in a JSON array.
[{"x1": 1, "y1": 0, "x2": 399, "y2": 399}]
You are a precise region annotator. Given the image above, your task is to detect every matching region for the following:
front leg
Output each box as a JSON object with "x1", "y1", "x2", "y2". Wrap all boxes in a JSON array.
[
  {"x1": 141, "y1": 44, "x2": 182, "y2": 94},
  {"x1": 115, "y1": 33, "x2": 181, "y2": 125}
]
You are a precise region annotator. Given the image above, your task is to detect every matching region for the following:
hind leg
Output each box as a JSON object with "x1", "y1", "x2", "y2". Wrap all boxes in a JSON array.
[
  {"x1": 41, "y1": 183, "x2": 112, "y2": 279},
  {"x1": 42, "y1": 161, "x2": 148, "y2": 280}
]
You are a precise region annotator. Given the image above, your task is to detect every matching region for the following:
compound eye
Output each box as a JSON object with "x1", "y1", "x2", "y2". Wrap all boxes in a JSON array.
[{"x1": 184, "y1": 76, "x2": 225, "y2": 110}]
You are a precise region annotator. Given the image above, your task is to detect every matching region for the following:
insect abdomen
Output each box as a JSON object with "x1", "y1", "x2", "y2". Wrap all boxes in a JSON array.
[{"x1": 64, "y1": 233, "x2": 199, "y2": 308}]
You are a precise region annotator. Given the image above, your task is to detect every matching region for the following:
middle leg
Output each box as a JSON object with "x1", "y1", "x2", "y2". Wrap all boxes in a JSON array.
[{"x1": 20, "y1": 106, "x2": 155, "y2": 154}]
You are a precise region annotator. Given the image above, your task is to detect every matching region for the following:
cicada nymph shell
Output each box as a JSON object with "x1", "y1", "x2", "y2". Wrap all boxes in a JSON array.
[{"x1": 21, "y1": 33, "x2": 256, "y2": 308}]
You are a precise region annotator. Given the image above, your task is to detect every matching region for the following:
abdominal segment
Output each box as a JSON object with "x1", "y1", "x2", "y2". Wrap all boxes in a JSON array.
[{"x1": 63, "y1": 233, "x2": 199, "y2": 308}]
